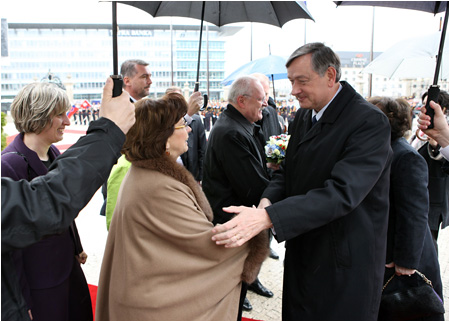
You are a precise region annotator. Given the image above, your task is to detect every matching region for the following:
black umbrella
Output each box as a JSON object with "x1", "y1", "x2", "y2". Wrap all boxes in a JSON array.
[
  {"x1": 112, "y1": 1, "x2": 314, "y2": 95},
  {"x1": 111, "y1": 2, "x2": 123, "y2": 97},
  {"x1": 335, "y1": 1, "x2": 448, "y2": 127}
]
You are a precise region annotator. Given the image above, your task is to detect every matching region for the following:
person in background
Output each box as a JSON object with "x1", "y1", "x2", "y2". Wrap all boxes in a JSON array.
[
  {"x1": 251, "y1": 73, "x2": 282, "y2": 147},
  {"x1": 2, "y1": 77, "x2": 135, "y2": 321},
  {"x1": 204, "y1": 107, "x2": 212, "y2": 131},
  {"x1": 81, "y1": 107, "x2": 87, "y2": 125},
  {"x1": 416, "y1": 91, "x2": 449, "y2": 252},
  {"x1": 369, "y1": 96, "x2": 443, "y2": 321},
  {"x1": 77, "y1": 106, "x2": 83, "y2": 125},
  {"x1": 166, "y1": 86, "x2": 207, "y2": 183},
  {"x1": 121, "y1": 59, "x2": 152, "y2": 102},
  {"x1": 100, "y1": 59, "x2": 152, "y2": 217},
  {"x1": 1, "y1": 82, "x2": 92, "y2": 321},
  {"x1": 95, "y1": 93, "x2": 267, "y2": 320},
  {"x1": 210, "y1": 43, "x2": 392, "y2": 320},
  {"x1": 202, "y1": 76, "x2": 270, "y2": 316}
]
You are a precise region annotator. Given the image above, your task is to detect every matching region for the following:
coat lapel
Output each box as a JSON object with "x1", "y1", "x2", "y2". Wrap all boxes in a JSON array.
[{"x1": 297, "y1": 81, "x2": 357, "y2": 147}]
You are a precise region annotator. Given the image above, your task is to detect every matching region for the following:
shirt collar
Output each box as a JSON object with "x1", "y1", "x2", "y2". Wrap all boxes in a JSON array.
[{"x1": 312, "y1": 83, "x2": 343, "y2": 121}]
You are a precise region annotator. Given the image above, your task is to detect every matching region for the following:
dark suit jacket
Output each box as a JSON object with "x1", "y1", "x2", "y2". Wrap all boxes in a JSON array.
[
  {"x1": 386, "y1": 138, "x2": 442, "y2": 298},
  {"x1": 203, "y1": 104, "x2": 270, "y2": 224},
  {"x1": 418, "y1": 142, "x2": 449, "y2": 230},
  {"x1": 1, "y1": 133, "x2": 83, "y2": 309},
  {"x1": 181, "y1": 114, "x2": 206, "y2": 182},
  {"x1": 262, "y1": 82, "x2": 393, "y2": 320}
]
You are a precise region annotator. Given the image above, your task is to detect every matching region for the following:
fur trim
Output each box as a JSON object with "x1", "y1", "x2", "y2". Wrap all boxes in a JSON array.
[
  {"x1": 132, "y1": 156, "x2": 213, "y2": 221},
  {"x1": 241, "y1": 231, "x2": 270, "y2": 284}
]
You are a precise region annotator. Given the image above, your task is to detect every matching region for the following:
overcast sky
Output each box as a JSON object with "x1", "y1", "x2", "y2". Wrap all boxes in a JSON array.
[{"x1": 2, "y1": 0, "x2": 448, "y2": 72}]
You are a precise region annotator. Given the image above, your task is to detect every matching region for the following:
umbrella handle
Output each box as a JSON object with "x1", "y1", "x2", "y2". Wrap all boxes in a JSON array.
[
  {"x1": 199, "y1": 94, "x2": 208, "y2": 111},
  {"x1": 424, "y1": 85, "x2": 440, "y2": 129},
  {"x1": 111, "y1": 75, "x2": 123, "y2": 98},
  {"x1": 194, "y1": 82, "x2": 208, "y2": 111}
]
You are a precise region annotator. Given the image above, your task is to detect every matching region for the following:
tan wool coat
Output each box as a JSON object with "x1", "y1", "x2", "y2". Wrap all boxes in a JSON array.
[{"x1": 95, "y1": 156, "x2": 268, "y2": 321}]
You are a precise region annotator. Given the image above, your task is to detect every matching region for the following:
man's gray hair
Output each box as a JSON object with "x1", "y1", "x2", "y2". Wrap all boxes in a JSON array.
[
  {"x1": 286, "y1": 42, "x2": 341, "y2": 82},
  {"x1": 228, "y1": 76, "x2": 260, "y2": 104},
  {"x1": 120, "y1": 59, "x2": 149, "y2": 79}
]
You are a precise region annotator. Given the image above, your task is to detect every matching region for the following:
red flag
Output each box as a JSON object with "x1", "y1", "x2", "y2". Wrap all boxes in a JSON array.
[
  {"x1": 81, "y1": 99, "x2": 91, "y2": 109},
  {"x1": 67, "y1": 105, "x2": 79, "y2": 119}
]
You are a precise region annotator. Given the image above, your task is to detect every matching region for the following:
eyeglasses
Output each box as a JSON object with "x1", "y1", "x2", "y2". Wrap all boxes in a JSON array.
[
  {"x1": 243, "y1": 94, "x2": 265, "y2": 103},
  {"x1": 174, "y1": 120, "x2": 188, "y2": 130}
]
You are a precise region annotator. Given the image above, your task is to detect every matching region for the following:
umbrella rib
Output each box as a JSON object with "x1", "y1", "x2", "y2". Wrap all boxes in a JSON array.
[
  {"x1": 389, "y1": 58, "x2": 405, "y2": 79},
  {"x1": 434, "y1": 2, "x2": 441, "y2": 15},
  {"x1": 218, "y1": 2, "x2": 222, "y2": 27},
  {"x1": 154, "y1": 2, "x2": 163, "y2": 15},
  {"x1": 269, "y1": 1, "x2": 282, "y2": 26}
]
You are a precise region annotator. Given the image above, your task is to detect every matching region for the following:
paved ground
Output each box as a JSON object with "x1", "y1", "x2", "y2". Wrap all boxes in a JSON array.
[{"x1": 4, "y1": 119, "x2": 449, "y2": 321}]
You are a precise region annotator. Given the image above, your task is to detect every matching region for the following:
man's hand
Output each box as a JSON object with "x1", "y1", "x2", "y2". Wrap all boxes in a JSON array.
[
  {"x1": 76, "y1": 251, "x2": 88, "y2": 264},
  {"x1": 258, "y1": 198, "x2": 272, "y2": 209},
  {"x1": 418, "y1": 101, "x2": 449, "y2": 148},
  {"x1": 99, "y1": 77, "x2": 136, "y2": 134},
  {"x1": 211, "y1": 206, "x2": 273, "y2": 248},
  {"x1": 187, "y1": 91, "x2": 203, "y2": 116},
  {"x1": 266, "y1": 163, "x2": 280, "y2": 171}
]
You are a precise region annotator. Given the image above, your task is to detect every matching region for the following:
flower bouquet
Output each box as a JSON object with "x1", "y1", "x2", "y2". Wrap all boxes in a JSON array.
[{"x1": 265, "y1": 134, "x2": 290, "y2": 165}]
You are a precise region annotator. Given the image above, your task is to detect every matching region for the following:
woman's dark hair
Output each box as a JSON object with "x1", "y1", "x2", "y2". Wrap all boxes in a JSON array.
[
  {"x1": 368, "y1": 96, "x2": 411, "y2": 141},
  {"x1": 121, "y1": 93, "x2": 187, "y2": 161},
  {"x1": 421, "y1": 90, "x2": 449, "y2": 113}
]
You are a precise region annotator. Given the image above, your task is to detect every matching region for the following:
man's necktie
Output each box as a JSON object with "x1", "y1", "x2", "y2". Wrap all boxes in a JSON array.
[{"x1": 311, "y1": 115, "x2": 318, "y2": 127}]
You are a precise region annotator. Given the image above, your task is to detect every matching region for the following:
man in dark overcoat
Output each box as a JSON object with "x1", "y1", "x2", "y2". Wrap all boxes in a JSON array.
[
  {"x1": 211, "y1": 43, "x2": 393, "y2": 320},
  {"x1": 203, "y1": 76, "x2": 270, "y2": 319},
  {"x1": 181, "y1": 113, "x2": 206, "y2": 182}
]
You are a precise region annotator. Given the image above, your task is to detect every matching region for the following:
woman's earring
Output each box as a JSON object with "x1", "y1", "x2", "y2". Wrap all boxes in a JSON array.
[{"x1": 165, "y1": 148, "x2": 170, "y2": 156}]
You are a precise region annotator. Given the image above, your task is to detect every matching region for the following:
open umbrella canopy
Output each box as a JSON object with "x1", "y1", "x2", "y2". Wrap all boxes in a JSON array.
[
  {"x1": 334, "y1": 1, "x2": 448, "y2": 86},
  {"x1": 221, "y1": 55, "x2": 287, "y2": 86},
  {"x1": 362, "y1": 31, "x2": 449, "y2": 80},
  {"x1": 118, "y1": 1, "x2": 315, "y2": 27},
  {"x1": 334, "y1": 1, "x2": 447, "y2": 14},
  {"x1": 115, "y1": 1, "x2": 314, "y2": 94}
]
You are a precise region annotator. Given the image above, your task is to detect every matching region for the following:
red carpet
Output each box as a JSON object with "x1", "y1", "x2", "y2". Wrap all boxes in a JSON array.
[
  {"x1": 88, "y1": 284, "x2": 259, "y2": 321},
  {"x1": 88, "y1": 284, "x2": 97, "y2": 320}
]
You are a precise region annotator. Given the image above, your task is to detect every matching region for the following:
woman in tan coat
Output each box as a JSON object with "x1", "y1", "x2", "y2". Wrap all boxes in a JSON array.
[{"x1": 95, "y1": 93, "x2": 268, "y2": 321}]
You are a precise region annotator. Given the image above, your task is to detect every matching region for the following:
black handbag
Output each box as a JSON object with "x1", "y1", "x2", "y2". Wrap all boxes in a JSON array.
[{"x1": 378, "y1": 270, "x2": 445, "y2": 320}]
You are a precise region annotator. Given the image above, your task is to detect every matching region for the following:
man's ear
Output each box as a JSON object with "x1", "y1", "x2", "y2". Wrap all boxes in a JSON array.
[
  {"x1": 123, "y1": 76, "x2": 130, "y2": 86},
  {"x1": 237, "y1": 95, "x2": 247, "y2": 109},
  {"x1": 326, "y1": 67, "x2": 337, "y2": 87}
]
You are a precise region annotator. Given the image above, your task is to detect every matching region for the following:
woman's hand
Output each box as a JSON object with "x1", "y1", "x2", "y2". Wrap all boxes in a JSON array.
[{"x1": 386, "y1": 262, "x2": 416, "y2": 276}]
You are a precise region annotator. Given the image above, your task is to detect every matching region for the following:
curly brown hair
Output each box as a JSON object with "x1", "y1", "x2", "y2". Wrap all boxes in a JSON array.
[
  {"x1": 121, "y1": 93, "x2": 187, "y2": 161},
  {"x1": 368, "y1": 96, "x2": 411, "y2": 141}
]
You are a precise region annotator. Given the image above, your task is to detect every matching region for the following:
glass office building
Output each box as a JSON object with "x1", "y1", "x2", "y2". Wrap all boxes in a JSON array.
[{"x1": 1, "y1": 22, "x2": 238, "y2": 110}]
